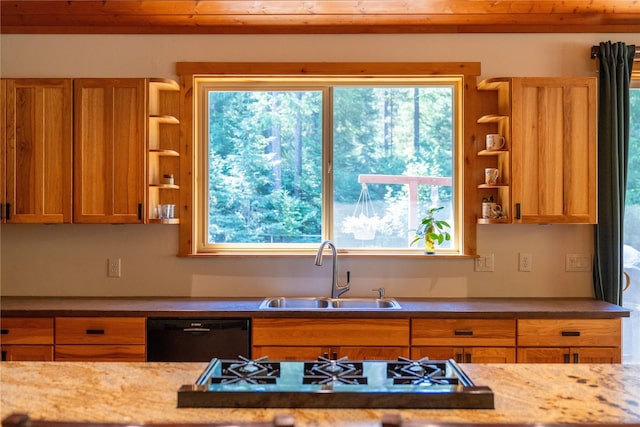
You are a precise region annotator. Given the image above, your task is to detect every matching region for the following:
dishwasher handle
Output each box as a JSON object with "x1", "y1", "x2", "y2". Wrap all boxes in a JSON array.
[{"x1": 183, "y1": 327, "x2": 211, "y2": 333}]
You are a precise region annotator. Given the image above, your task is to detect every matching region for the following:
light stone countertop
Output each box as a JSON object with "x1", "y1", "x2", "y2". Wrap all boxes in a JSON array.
[{"x1": 1, "y1": 362, "x2": 639, "y2": 426}]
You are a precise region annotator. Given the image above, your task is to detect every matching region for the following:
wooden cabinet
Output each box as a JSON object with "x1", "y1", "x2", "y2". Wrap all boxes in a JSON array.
[
  {"x1": 411, "y1": 318, "x2": 516, "y2": 363},
  {"x1": 55, "y1": 317, "x2": 145, "y2": 362},
  {"x1": 1, "y1": 317, "x2": 54, "y2": 361},
  {"x1": 1, "y1": 80, "x2": 5, "y2": 222},
  {"x1": 476, "y1": 77, "x2": 597, "y2": 225},
  {"x1": 73, "y1": 79, "x2": 146, "y2": 223},
  {"x1": 511, "y1": 78, "x2": 597, "y2": 224},
  {"x1": 517, "y1": 319, "x2": 621, "y2": 363},
  {"x1": 147, "y1": 78, "x2": 181, "y2": 224},
  {"x1": 252, "y1": 318, "x2": 410, "y2": 361},
  {"x1": 3, "y1": 79, "x2": 73, "y2": 223}
]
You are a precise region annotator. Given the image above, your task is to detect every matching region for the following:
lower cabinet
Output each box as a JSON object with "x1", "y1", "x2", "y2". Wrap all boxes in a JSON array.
[
  {"x1": 55, "y1": 317, "x2": 146, "y2": 362},
  {"x1": 411, "y1": 318, "x2": 516, "y2": 363},
  {"x1": 411, "y1": 346, "x2": 515, "y2": 363},
  {"x1": 252, "y1": 318, "x2": 410, "y2": 361},
  {"x1": 0, "y1": 317, "x2": 54, "y2": 361},
  {"x1": 517, "y1": 319, "x2": 621, "y2": 363}
]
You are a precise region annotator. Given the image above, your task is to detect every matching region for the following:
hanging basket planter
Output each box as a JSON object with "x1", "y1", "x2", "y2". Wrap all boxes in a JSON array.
[{"x1": 341, "y1": 183, "x2": 384, "y2": 241}]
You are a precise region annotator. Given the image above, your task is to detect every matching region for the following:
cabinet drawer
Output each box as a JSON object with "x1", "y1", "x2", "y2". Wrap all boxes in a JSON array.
[
  {"x1": 0, "y1": 318, "x2": 54, "y2": 345},
  {"x1": 517, "y1": 319, "x2": 621, "y2": 347},
  {"x1": 55, "y1": 317, "x2": 145, "y2": 345},
  {"x1": 252, "y1": 318, "x2": 409, "y2": 346},
  {"x1": 55, "y1": 345, "x2": 145, "y2": 362},
  {"x1": 411, "y1": 319, "x2": 515, "y2": 346}
]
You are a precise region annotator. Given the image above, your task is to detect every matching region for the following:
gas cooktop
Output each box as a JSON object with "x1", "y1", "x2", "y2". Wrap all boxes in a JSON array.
[{"x1": 178, "y1": 355, "x2": 494, "y2": 409}]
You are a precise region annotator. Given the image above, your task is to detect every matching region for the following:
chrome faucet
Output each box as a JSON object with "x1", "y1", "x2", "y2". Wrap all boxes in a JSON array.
[{"x1": 314, "y1": 240, "x2": 350, "y2": 299}]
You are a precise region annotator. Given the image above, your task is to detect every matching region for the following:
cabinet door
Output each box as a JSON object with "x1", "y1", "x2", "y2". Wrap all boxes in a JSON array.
[
  {"x1": 573, "y1": 347, "x2": 621, "y2": 364},
  {"x1": 1, "y1": 80, "x2": 6, "y2": 222},
  {"x1": 2, "y1": 345, "x2": 53, "y2": 361},
  {"x1": 467, "y1": 347, "x2": 515, "y2": 363},
  {"x1": 411, "y1": 346, "x2": 462, "y2": 361},
  {"x1": 252, "y1": 346, "x2": 329, "y2": 361},
  {"x1": 338, "y1": 346, "x2": 409, "y2": 360},
  {"x1": 74, "y1": 79, "x2": 145, "y2": 223},
  {"x1": 5, "y1": 79, "x2": 73, "y2": 223},
  {"x1": 55, "y1": 345, "x2": 145, "y2": 362},
  {"x1": 511, "y1": 78, "x2": 596, "y2": 224},
  {"x1": 517, "y1": 347, "x2": 569, "y2": 363}
]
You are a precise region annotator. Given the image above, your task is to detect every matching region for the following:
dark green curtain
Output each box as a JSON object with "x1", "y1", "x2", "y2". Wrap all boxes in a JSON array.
[{"x1": 594, "y1": 41, "x2": 636, "y2": 305}]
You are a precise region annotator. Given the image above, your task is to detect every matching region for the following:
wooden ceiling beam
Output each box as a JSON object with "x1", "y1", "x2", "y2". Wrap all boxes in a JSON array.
[{"x1": 1, "y1": 1, "x2": 639, "y2": 34}]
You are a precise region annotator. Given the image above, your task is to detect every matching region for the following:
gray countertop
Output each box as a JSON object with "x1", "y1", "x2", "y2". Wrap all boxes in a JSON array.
[
  {"x1": 0, "y1": 296, "x2": 631, "y2": 318},
  {"x1": 1, "y1": 361, "x2": 639, "y2": 425}
]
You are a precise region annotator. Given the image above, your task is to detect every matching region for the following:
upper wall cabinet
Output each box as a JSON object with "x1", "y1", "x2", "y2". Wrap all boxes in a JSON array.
[
  {"x1": 3, "y1": 79, "x2": 73, "y2": 224},
  {"x1": 73, "y1": 79, "x2": 146, "y2": 224},
  {"x1": 477, "y1": 77, "x2": 597, "y2": 225}
]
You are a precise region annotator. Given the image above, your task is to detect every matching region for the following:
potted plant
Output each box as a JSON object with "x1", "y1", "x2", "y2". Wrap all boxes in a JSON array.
[{"x1": 411, "y1": 206, "x2": 451, "y2": 254}]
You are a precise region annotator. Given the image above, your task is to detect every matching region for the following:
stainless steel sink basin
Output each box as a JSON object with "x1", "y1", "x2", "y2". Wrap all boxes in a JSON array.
[
  {"x1": 260, "y1": 297, "x2": 331, "y2": 309},
  {"x1": 259, "y1": 297, "x2": 401, "y2": 310},
  {"x1": 330, "y1": 298, "x2": 401, "y2": 309}
]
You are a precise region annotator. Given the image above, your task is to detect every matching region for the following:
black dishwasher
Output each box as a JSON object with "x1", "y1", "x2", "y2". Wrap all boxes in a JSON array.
[{"x1": 147, "y1": 318, "x2": 251, "y2": 362}]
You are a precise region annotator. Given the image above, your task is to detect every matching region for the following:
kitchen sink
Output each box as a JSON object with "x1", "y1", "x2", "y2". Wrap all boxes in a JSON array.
[{"x1": 259, "y1": 297, "x2": 401, "y2": 310}]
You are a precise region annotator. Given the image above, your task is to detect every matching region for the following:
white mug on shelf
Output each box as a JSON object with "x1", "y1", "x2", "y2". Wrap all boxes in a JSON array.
[
  {"x1": 484, "y1": 168, "x2": 500, "y2": 185},
  {"x1": 485, "y1": 134, "x2": 505, "y2": 151},
  {"x1": 482, "y1": 202, "x2": 502, "y2": 219}
]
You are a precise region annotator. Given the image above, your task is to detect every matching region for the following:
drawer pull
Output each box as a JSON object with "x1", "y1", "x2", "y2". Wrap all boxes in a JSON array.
[
  {"x1": 454, "y1": 330, "x2": 473, "y2": 336},
  {"x1": 0, "y1": 329, "x2": 8, "y2": 335},
  {"x1": 561, "y1": 331, "x2": 581, "y2": 337},
  {"x1": 573, "y1": 353, "x2": 579, "y2": 364},
  {"x1": 563, "y1": 353, "x2": 570, "y2": 364},
  {"x1": 86, "y1": 329, "x2": 105, "y2": 335}
]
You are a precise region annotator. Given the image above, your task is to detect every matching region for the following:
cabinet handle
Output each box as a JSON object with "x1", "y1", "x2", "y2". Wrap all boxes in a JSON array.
[
  {"x1": 5, "y1": 203, "x2": 10, "y2": 221},
  {"x1": 515, "y1": 203, "x2": 521, "y2": 220},
  {"x1": 0, "y1": 203, "x2": 3, "y2": 220},
  {"x1": 455, "y1": 353, "x2": 463, "y2": 363},
  {"x1": 563, "y1": 353, "x2": 570, "y2": 363},
  {"x1": 137, "y1": 203, "x2": 143, "y2": 221},
  {"x1": 454, "y1": 330, "x2": 473, "y2": 336},
  {"x1": 561, "y1": 331, "x2": 581, "y2": 337},
  {"x1": 465, "y1": 353, "x2": 472, "y2": 363},
  {"x1": 1, "y1": 350, "x2": 6, "y2": 361},
  {"x1": 0, "y1": 329, "x2": 8, "y2": 335},
  {"x1": 573, "y1": 353, "x2": 579, "y2": 364},
  {"x1": 85, "y1": 329, "x2": 105, "y2": 335}
]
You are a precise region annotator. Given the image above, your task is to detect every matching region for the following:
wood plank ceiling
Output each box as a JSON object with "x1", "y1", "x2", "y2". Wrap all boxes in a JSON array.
[{"x1": 1, "y1": 1, "x2": 639, "y2": 34}]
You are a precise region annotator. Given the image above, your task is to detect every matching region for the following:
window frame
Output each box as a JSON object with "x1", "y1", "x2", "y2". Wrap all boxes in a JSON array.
[{"x1": 177, "y1": 62, "x2": 481, "y2": 258}]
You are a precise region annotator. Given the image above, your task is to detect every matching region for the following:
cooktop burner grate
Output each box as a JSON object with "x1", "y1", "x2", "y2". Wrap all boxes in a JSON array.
[
  {"x1": 211, "y1": 356, "x2": 281, "y2": 384},
  {"x1": 178, "y1": 355, "x2": 494, "y2": 409},
  {"x1": 302, "y1": 355, "x2": 367, "y2": 385},
  {"x1": 387, "y1": 356, "x2": 459, "y2": 386}
]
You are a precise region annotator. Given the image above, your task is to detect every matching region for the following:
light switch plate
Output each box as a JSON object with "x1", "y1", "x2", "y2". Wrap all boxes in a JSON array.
[
  {"x1": 566, "y1": 254, "x2": 591, "y2": 272},
  {"x1": 475, "y1": 254, "x2": 494, "y2": 272}
]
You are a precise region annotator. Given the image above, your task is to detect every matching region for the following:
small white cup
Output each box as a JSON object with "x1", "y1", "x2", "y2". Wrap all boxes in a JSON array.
[
  {"x1": 485, "y1": 168, "x2": 500, "y2": 185},
  {"x1": 486, "y1": 134, "x2": 505, "y2": 151}
]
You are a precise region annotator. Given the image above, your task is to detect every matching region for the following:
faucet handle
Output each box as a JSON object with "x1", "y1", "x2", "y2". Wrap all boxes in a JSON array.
[{"x1": 371, "y1": 287, "x2": 385, "y2": 298}]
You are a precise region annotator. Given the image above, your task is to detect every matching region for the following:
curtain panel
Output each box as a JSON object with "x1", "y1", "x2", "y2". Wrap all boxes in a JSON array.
[{"x1": 594, "y1": 41, "x2": 636, "y2": 306}]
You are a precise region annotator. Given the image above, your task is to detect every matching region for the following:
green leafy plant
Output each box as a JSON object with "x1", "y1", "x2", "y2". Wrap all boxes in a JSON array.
[{"x1": 411, "y1": 206, "x2": 451, "y2": 249}]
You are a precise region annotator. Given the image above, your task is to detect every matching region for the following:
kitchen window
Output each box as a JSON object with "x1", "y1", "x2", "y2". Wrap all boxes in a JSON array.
[{"x1": 179, "y1": 62, "x2": 479, "y2": 256}]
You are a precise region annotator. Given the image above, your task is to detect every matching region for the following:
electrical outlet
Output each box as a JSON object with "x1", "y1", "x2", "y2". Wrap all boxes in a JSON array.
[
  {"x1": 474, "y1": 254, "x2": 495, "y2": 272},
  {"x1": 108, "y1": 258, "x2": 121, "y2": 278},
  {"x1": 519, "y1": 253, "x2": 532, "y2": 272},
  {"x1": 566, "y1": 254, "x2": 591, "y2": 272}
]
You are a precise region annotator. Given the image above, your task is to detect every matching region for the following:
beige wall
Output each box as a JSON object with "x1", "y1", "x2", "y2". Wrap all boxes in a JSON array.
[{"x1": 0, "y1": 33, "x2": 635, "y2": 298}]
